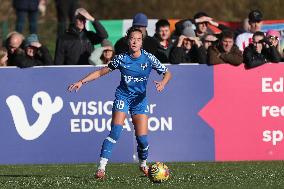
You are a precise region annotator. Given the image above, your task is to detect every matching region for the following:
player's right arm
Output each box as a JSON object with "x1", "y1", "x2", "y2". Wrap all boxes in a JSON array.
[
  {"x1": 68, "y1": 54, "x2": 123, "y2": 92},
  {"x1": 68, "y1": 66, "x2": 111, "y2": 92}
]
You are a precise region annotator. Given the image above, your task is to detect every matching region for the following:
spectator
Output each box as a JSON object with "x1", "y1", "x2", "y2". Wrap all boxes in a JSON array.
[
  {"x1": 202, "y1": 34, "x2": 218, "y2": 50},
  {"x1": 173, "y1": 12, "x2": 229, "y2": 41},
  {"x1": 54, "y1": 8, "x2": 108, "y2": 65},
  {"x1": 89, "y1": 39, "x2": 115, "y2": 66},
  {"x1": 236, "y1": 10, "x2": 263, "y2": 51},
  {"x1": 193, "y1": 12, "x2": 230, "y2": 41},
  {"x1": 243, "y1": 31, "x2": 281, "y2": 69},
  {"x1": 0, "y1": 47, "x2": 8, "y2": 67},
  {"x1": 13, "y1": 0, "x2": 39, "y2": 34},
  {"x1": 55, "y1": 0, "x2": 78, "y2": 37},
  {"x1": 13, "y1": 34, "x2": 53, "y2": 68},
  {"x1": 5, "y1": 31, "x2": 25, "y2": 66},
  {"x1": 266, "y1": 30, "x2": 282, "y2": 57},
  {"x1": 170, "y1": 21, "x2": 206, "y2": 64},
  {"x1": 208, "y1": 30, "x2": 243, "y2": 66},
  {"x1": 114, "y1": 13, "x2": 158, "y2": 55},
  {"x1": 234, "y1": 18, "x2": 250, "y2": 40},
  {"x1": 153, "y1": 19, "x2": 174, "y2": 63}
]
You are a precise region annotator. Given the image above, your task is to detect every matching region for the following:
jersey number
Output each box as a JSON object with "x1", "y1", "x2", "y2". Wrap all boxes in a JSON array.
[{"x1": 116, "y1": 100, "x2": 125, "y2": 110}]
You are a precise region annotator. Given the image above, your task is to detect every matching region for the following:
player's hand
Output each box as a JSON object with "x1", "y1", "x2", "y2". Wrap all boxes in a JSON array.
[
  {"x1": 68, "y1": 81, "x2": 83, "y2": 92},
  {"x1": 154, "y1": 81, "x2": 165, "y2": 92}
]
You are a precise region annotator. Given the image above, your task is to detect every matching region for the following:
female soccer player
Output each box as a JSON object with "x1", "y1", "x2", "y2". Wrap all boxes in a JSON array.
[{"x1": 68, "y1": 27, "x2": 172, "y2": 179}]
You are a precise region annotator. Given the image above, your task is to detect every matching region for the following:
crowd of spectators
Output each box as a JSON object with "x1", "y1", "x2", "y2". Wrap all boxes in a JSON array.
[{"x1": 0, "y1": 3, "x2": 283, "y2": 70}]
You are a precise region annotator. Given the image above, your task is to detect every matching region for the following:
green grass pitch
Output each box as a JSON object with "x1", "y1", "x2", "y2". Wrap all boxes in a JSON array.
[{"x1": 0, "y1": 161, "x2": 283, "y2": 188}]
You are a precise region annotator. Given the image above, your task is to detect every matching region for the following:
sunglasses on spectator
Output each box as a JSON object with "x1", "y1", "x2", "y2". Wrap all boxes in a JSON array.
[{"x1": 268, "y1": 36, "x2": 279, "y2": 40}]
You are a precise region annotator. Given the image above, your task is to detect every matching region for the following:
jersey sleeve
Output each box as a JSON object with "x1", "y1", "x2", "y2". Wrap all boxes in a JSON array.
[
  {"x1": 146, "y1": 51, "x2": 168, "y2": 75},
  {"x1": 108, "y1": 54, "x2": 124, "y2": 71}
]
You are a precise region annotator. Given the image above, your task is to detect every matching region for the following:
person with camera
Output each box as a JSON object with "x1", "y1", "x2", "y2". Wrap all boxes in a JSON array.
[
  {"x1": 170, "y1": 21, "x2": 206, "y2": 64},
  {"x1": 13, "y1": 34, "x2": 53, "y2": 68},
  {"x1": 243, "y1": 31, "x2": 281, "y2": 69},
  {"x1": 266, "y1": 30, "x2": 282, "y2": 58},
  {"x1": 208, "y1": 30, "x2": 243, "y2": 66}
]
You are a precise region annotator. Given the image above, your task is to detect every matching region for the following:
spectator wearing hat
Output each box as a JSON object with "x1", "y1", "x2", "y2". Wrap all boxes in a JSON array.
[
  {"x1": 13, "y1": 0, "x2": 39, "y2": 34},
  {"x1": 243, "y1": 31, "x2": 281, "y2": 69},
  {"x1": 13, "y1": 34, "x2": 53, "y2": 68},
  {"x1": 208, "y1": 30, "x2": 243, "y2": 66},
  {"x1": 170, "y1": 21, "x2": 206, "y2": 64},
  {"x1": 266, "y1": 30, "x2": 282, "y2": 58},
  {"x1": 153, "y1": 19, "x2": 174, "y2": 63},
  {"x1": 54, "y1": 8, "x2": 108, "y2": 65},
  {"x1": 114, "y1": 13, "x2": 159, "y2": 55},
  {"x1": 236, "y1": 10, "x2": 263, "y2": 51},
  {"x1": 0, "y1": 47, "x2": 8, "y2": 67},
  {"x1": 89, "y1": 39, "x2": 115, "y2": 66}
]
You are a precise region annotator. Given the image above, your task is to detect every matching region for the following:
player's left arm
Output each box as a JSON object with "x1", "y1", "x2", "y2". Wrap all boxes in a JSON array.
[
  {"x1": 154, "y1": 70, "x2": 172, "y2": 92},
  {"x1": 148, "y1": 52, "x2": 172, "y2": 92}
]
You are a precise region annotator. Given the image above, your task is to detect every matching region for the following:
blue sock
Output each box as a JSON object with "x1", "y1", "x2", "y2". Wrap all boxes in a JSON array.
[
  {"x1": 136, "y1": 135, "x2": 149, "y2": 160},
  {"x1": 100, "y1": 124, "x2": 123, "y2": 159}
]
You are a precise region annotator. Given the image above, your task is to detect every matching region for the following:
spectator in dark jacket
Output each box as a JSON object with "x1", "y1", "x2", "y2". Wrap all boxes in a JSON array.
[
  {"x1": 243, "y1": 31, "x2": 281, "y2": 69},
  {"x1": 114, "y1": 13, "x2": 159, "y2": 56},
  {"x1": 170, "y1": 21, "x2": 206, "y2": 64},
  {"x1": 54, "y1": 8, "x2": 108, "y2": 65},
  {"x1": 5, "y1": 31, "x2": 25, "y2": 66},
  {"x1": 13, "y1": 34, "x2": 53, "y2": 68},
  {"x1": 152, "y1": 19, "x2": 174, "y2": 63},
  {"x1": 13, "y1": 0, "x2": 39, "y2": 34},
  {"x1": 208, "y1": 30, "x2": 243, "y2": 66}
]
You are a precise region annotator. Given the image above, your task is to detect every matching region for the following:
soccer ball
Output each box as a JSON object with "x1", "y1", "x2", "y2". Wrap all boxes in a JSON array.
[{"x1": 148, "y1": 162, "x2": 170, "y2": 182}]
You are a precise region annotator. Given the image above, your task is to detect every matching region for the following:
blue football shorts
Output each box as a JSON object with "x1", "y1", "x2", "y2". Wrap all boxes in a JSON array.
[{"x1": 112, "y1": 94, "x2": 149, "y2": 115}]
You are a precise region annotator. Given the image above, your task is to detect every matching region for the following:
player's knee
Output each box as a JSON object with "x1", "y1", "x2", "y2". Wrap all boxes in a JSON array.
[{"x1": 108, "y1": 124, "x2": 123, "y2": 141}]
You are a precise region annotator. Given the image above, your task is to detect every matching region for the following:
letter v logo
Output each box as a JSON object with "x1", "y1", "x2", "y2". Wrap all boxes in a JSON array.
[{"x1": 6, "y1": 91, "x2": 63, "y2": 140}]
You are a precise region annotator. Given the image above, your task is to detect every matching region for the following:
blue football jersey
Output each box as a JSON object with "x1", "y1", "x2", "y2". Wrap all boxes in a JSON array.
[{"x1": 108, "y1": 50, "x2": 168, "y2": 96}]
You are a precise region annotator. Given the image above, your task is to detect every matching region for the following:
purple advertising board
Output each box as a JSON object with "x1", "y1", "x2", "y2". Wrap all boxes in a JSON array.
[{"x1": 0, "y1": 65, "x2": 214, "y2": 164}]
